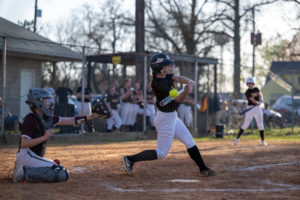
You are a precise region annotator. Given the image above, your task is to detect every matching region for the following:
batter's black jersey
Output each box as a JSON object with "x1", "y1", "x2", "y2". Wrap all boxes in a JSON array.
[
  {"x1": 245, "y1": 87, "x2": 260, "y2": 105},
  {"x1": 152, "y1": 74, "x2": 179, "y2": 112}
]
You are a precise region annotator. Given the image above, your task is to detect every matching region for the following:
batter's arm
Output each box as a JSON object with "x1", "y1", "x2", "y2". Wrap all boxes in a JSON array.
[
  {"x1": 172, "y1": 75, "x2": 195, "y2": 86},
  {"x1": 175, "y1": 84, "x2": 193, "y2": 103}
]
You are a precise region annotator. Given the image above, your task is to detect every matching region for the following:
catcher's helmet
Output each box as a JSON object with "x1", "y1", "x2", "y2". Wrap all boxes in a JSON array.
[
  {"x1": 246, "y1": 77, "x2": 255, "y2": 85},
  {"x1": 26, "y1": 88, "x2": 53, "y2": 117},
  {"x1": 150, "y1": 53, "x2": 174, "y2": 74}
]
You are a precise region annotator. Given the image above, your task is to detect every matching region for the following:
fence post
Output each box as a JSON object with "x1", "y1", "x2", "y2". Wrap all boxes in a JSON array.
[
  {"x1": 80, "y1": 46, "x2": 86, "y2": 134},
  {"x1": 1, "y1": 37, "x2": 7, "y2": 143},
  {"x1": 193, "y1": 57, "x2": 198, "y2": 131},
  {"x1": 143, "y1": 55, "x2": 147, "y2": 133}
]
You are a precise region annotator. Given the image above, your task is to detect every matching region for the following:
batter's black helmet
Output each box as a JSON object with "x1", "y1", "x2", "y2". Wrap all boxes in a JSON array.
[
  {"x1": 150, "y1": 53, "x2": 174, "y2": 74},
  {"x1": 26, "y1": 88, "x2": 53, "y2": 117}
]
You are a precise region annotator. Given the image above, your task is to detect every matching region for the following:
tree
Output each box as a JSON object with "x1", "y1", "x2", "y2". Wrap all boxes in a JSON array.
[{"x1": 212, "y1": 0, "x2": 279, "y2": 97}]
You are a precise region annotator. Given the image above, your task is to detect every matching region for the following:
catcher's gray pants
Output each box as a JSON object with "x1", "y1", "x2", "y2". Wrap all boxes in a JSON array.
[
  {"x1": 14, "y1": 148, "x2": 56, "y2": 181},
  {"x1": 177, "y1": 104, "x2": 192, "y2": 127},
  {"x1": 241, "y1": 105, "x2": 264, "y2": 130},
  {"x1": 107, "y1": 109, "x2": 122, "y2": 130},
  {"x1": 154, "y1": 110, "x2": 195, "y2": 159}
]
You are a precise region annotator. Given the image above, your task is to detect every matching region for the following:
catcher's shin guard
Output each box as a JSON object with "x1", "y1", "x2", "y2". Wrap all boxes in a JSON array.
[{"x1": 23, "y1": 165, "x2": 69, "y2": 183}]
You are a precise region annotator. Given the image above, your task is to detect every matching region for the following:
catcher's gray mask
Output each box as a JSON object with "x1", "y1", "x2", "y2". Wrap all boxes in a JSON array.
[{"x1": 26, "y1": 88, "x2": 54, "y2": 117}]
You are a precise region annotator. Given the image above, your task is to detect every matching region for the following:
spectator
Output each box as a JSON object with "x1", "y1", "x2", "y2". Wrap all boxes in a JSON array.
[
  {"x1": 76, "y1": 79, "x2": 94, "y2": 133},
  {"x1": 146, "y1": 83, "x2": 156, "y2": 129},
  {"x1": 106, "y1": 86, "x2": 122, "y2": 132},
  {"x1": 55, "y1": 80, "x2": 73, "y2": 104},
  {"x1": 177, "y1": 93, "x2": 194, "y2": 128},
  {"x1": 120, "y1": 79, "x2": 133, "y2": 130},
  {"x1": 0, "y1": 97, "x2": 21, "y2": 133},
  {"x1": 44, "y1": 82, "x2": 55, "y2": 104},
  {"x1": 129, "y1": 82, "x2": 144, "y2": 131}
]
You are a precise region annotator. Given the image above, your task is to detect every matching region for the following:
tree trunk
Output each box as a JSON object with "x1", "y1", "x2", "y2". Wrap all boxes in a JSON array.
[
  {"x1": 233, "y1": 0, "x2": 241, "y2": 98},
  {"x1": 135, "y1": 0, "x2": 145, "y2": 84}
]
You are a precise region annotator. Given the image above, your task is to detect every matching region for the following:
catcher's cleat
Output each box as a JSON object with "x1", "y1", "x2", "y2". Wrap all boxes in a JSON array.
[
  {"x1": 13, "y1": 166, "x2": 25, "y2": 183},
  {"x1": 200, "y1": 168, "x2": 218, "y2": 177},
  {"x1": 122, "y1": 156, "x2": 134, "y2": 175}
]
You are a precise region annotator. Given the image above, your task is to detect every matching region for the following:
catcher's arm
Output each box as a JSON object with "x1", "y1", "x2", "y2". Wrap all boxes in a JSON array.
[{"x1": 55, "y1": 114, "x2": 105, "y2": 126}]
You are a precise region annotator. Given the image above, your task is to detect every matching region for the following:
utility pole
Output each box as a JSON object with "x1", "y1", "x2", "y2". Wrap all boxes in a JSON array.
[
  {"x1": 33, "y1": 0, "x2": 42, "y2": 32},
  {"x1": 34, "y1": 0, "x2": 38, "y2": 32},
  {"x1": 250, "y1": 7, "x2": 262, "y2": 77},
  {"x1": 251, "y1": 7, "x2": 255, "y2": 77}
]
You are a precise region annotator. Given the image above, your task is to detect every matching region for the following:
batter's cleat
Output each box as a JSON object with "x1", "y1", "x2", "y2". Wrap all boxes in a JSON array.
[
  {"x1": 200, "y1": 168, "x2": 218, "y2": 177},
  {"x1": 261, "y1": 140, "x2": 267, "y2": 146},
  {"x1": 233, "y1": 138, "x2": 239, "y2": 146},
  {"x1": 122, "y1": 156, "x2": 134, "y2": 175},
  {"x1": 13, "y1": 166, "x2": 25, "y2": 183}
]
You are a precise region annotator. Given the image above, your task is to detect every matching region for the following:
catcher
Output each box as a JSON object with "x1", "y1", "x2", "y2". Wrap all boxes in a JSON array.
[{"x1": 13, "y1": 88, "x2": 109, "y2": 183}]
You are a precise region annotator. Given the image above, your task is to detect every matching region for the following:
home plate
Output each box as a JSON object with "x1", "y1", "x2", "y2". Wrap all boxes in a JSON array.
[{"x1": 167, "y1": 179, "x2": 200, "y2": 183}]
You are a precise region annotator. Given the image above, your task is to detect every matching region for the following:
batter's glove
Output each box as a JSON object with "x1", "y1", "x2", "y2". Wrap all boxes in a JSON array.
[{"x1": 92, "y1": 97, "x2": 111, "y2": 118}]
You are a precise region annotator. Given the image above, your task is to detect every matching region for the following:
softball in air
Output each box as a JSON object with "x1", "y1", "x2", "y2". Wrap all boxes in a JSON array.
[{"x1": 169, "y1": 89, "x2": 179, "y2": 98}]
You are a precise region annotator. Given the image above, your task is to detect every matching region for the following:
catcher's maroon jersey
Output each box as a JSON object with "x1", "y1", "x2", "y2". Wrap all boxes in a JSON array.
[{"x1": 19, "y1": 113, "x2": 59, "y2": 157}]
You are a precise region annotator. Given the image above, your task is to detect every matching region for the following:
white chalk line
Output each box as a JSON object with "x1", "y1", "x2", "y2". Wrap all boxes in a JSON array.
[
  {"x1": 243, "y1": 161, "x2": 300, "y2": 171},
  {"x1": 103, "y1": 180, "x2": 300, "y2": 193},
  {"x1": 167, "y1": 179, "x2": 200, "y2": 183},
  {"x1": 72, "y1": 166, "x2": 105, "y2": 174}
]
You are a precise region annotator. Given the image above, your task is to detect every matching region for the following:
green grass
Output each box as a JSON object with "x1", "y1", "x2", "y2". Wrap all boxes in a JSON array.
[{"x1": 196, "y1": 127, "x2": 300, "y2": 141}]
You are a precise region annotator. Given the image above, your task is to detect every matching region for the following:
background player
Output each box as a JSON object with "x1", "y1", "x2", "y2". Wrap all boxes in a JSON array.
[
  {"x1": 13, "y1": 88, "x2": 104, "y2": 183},
  {"x1": 122, "y1": 53, "x2": 217, "y2": 177},
  {"x1": 233, "y1": 77, "x2": 267, "y2": 146}
]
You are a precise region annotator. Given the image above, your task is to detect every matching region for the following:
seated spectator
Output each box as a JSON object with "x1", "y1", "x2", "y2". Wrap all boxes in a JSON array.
[
  {"x1": 0, "y1": 97, "x2": 21, "y2": 133},
  {"x1": 106, "y1": 86, "x2": 122, "y2": 132}
]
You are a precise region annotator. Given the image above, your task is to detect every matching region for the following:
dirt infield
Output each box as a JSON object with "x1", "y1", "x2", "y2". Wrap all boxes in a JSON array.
[{"x1": 0, "y1": 139, "x2": 299, "y2": 200}]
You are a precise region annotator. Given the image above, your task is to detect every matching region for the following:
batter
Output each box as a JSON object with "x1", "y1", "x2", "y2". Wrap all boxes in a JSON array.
[{"x1": 122, "y1": 53, "x2": 217, "y2": 177}]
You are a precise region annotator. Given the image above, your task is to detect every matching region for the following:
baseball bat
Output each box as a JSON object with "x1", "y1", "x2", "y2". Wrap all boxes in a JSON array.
[
  {"x1": 239, "y1": 105, "x2": 257, "y2": 115},
  {"x1": 159, "y1": 88, "x2": 185, "y2": 107}
]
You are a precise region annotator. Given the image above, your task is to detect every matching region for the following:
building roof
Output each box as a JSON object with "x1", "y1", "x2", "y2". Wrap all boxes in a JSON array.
[
  {"x1": 270, "y1": 61, "x2": 300, "y2": 73},
  {"x1": 0, "y1": 17, "x2": 81, "y2": 62},
  {"x1": 86, "y1": 51, "x2": 218, "y2": 66}
]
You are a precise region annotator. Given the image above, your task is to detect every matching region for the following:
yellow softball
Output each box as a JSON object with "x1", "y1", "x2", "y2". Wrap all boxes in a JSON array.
[{"x1": 169, "y1": 89, "x2": 179, "y2": 98}]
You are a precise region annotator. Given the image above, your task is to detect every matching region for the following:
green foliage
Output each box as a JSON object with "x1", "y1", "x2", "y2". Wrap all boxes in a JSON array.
[{"x1": 259, "y1": 38, "x2": 290, "y2": 67}]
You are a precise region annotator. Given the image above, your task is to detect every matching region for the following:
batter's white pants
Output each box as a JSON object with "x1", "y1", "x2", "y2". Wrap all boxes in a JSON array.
[
  {"x1": 177, "y1": 104, "x2": 192, "y2": 127},
  {"x1": 241, "y1": 105, "x2": 264, "y2": 130},
  {"x1": 154, "y1": 111, "x2": 196, "y2": 159},
  {"x1": 107, "y1": 109, "x2": 122, "y2": 130},
  {"x1": 120, "y1": 102, "x2": 132, "y2": 125},
  {"x1": 77, "y1": 102, "x2": 92, "y2": 116},
  {"x1": 146, "y1": 104, "x2": 155, "y2": 126}
]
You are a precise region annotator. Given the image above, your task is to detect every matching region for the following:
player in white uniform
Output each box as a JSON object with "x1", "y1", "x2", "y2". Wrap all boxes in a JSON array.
[
  {"x1": 121, "y1": 53, "x2": 217, "y2": 177},
  {"x1": 233, "y1": 77, "x2": 267, "y2": 146}
]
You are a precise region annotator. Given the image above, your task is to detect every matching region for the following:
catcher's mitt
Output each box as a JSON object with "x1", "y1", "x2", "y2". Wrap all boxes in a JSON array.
[{"x1": 92, "y1": 97, "x2": 111, "y2": 118}]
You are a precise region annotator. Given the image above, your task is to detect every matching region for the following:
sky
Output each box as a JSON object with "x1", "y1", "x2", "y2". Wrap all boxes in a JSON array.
[{"x1": 0, "y1": 0, "x2": 299, "y2": 91}]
